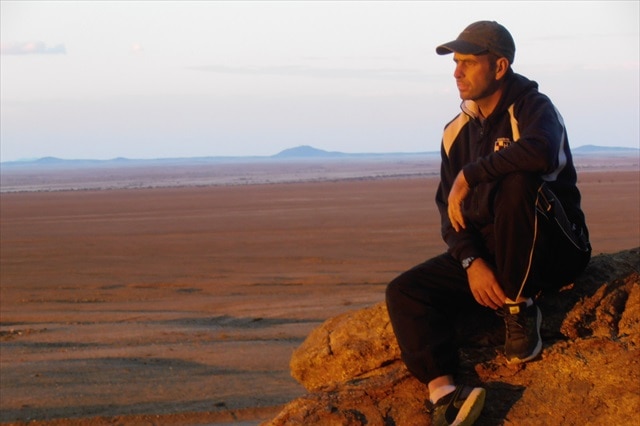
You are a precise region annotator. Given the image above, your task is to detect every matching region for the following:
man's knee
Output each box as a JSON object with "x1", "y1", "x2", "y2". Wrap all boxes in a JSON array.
[
  {"x1": 385, "y1": 278, "x2": 398, "y2": 304},
  {"x1": 386, "y1": 272, "x2": 410, "y2": 306},
  {"x1": 500, "y1": 172, "x2": 539, "y2": 192},
  {"x1": 495, "y1": 172, "x2": 540, "y2": 209}
]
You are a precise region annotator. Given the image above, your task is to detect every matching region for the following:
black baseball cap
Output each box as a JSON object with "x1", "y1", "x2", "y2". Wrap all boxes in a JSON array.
[{"x1": 436, "y1": 21, "x2": 515, "y2": 64}]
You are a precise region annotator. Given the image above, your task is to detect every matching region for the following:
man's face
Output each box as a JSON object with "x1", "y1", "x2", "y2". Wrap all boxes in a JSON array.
[{"x1": 452, "y1": 52, "x2": 500, "y2": 102}]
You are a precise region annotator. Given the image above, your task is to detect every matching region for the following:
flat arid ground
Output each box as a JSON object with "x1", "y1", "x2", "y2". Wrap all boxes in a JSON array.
[{"x1": 1, "y1": 156, "x2": 638, "y2": 425}]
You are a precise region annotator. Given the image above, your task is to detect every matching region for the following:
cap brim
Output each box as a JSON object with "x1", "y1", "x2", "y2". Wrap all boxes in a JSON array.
[{"x1": 436, "y1": 39, "x2": 487, "y2": 56}]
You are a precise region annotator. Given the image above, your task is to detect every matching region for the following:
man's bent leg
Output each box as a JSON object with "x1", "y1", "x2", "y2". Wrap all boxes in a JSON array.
[
  {"x1": 492, "y1": 172, "x2": 542, "y2": 300},
  {"x1": 493, "y1": 173, "x2": 591, "y2": 299},
  {"x1": 385, "y1": 252, "x2": 473, "y2": 384},
  {"x1": 491, "y1": 173, "x2": 545, "y2": 363}
]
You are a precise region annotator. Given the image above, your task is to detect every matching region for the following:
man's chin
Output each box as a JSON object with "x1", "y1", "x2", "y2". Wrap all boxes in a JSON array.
[{"x1": 457, "y1": 89, "x2": 471, "y2": 100}]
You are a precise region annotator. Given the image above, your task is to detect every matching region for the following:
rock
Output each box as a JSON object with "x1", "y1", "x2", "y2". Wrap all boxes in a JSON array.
[
  {"x1": 289, "y1": 301, "x2": 400, "y2": 392},
  {"x1": 265, "y1": 248, "x2": 640, "y2": 425},
  {"x1": 619, "y1": 277, "x2": 640, "y2": 345}
]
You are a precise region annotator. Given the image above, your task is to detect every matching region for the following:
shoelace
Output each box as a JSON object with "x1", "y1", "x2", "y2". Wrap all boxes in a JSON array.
[{"x1": 497, "y1": 309, "x2": 526, "y2": 339}]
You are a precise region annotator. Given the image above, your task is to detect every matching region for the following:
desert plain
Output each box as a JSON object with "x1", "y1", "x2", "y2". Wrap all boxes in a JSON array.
[{"x1": 1, "y1": 154, "x2": 638, "y2": 425}]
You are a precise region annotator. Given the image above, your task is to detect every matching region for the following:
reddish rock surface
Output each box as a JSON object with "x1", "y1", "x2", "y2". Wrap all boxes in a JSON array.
[{"x1": 268, "y1": 249, "x2": 639, "y2": 425}]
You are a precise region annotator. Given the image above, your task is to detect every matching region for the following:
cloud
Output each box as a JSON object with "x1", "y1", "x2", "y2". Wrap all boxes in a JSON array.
[{"x1": 1, "y1": 41, "x2": 66, "y2": 55}]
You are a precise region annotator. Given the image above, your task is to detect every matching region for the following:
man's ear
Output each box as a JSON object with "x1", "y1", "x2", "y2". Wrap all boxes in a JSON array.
[{"x1": 495, "y1": 57, "x2": 510, "y2": 80}]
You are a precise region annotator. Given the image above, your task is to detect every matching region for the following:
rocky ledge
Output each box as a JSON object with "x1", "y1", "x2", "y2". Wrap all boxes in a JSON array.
[{"x1": 265, "y1": 248, "x2": 639, "y2": 425}]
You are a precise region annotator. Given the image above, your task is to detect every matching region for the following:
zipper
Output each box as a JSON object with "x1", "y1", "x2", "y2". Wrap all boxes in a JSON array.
[
  {"x1": 472, "y1": 119, "x2": 488, "y2": 218},
  {"x1": 473, "y1": 186, "x2": 480, "y2": 216}
]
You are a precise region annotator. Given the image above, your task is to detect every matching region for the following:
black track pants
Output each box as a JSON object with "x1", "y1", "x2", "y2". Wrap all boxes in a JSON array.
[{"x1": 385, "y1": 173, "x2": 590, "y2": 384}]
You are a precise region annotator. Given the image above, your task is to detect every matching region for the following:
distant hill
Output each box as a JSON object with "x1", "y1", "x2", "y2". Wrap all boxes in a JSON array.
[
  {"x1": 1, "y1": 145, "x2": 637, "y2": 167},
  {"x1": 36, "y1": 156, "x2": 65, "y2": 163},
  {"x1": 272, "y1": 145, "x2": 439, "y2": 159},
  {"x1": 573, "y1": 145, "x2": 639, "y2": 155},
  {"x1": 273, "y1": 145, "x2": 348, "y2": 158}
]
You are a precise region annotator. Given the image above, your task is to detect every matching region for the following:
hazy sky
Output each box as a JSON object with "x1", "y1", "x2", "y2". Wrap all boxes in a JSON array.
[{"x1": 1, "y1": 1, "x2": 638, "y2": 161}]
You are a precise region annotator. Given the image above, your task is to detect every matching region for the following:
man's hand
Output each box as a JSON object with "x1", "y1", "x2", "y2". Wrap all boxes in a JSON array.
[
  {"x1": 447, "y1": 171, "x2": 471, "y2": 232},
  {"x1": 466, "y1": 258, "x2": 506, "y2": 310}
]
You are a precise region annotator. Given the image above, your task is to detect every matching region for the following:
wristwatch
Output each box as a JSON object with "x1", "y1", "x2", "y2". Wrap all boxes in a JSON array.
[{"x1": 461, "y1": 256, "x2": 476, "y2": 270}]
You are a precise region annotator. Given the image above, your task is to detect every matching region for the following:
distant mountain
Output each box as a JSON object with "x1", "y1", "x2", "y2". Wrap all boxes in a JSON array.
[
  {"x1": 4, "y1": 156, "x2": 125, "y2": 168},
  {"x1": 272, "y1": 145, "x2": 348, "y2": 158},
  {"x1": 573, "y1": 145, "x2": 639, "y2": 154},
  {"x1": 36, "y1": 156, "x2": 67, "y2": 163},
  {"x1": 35, "y1": 156, "x2": 131, "y2": 165},
  {"x1": 272, "y1": 145, "x2": 439, "y2": 159},
  {"x1": 1, "y1": 145, "x2": 636, "y2": 167}
]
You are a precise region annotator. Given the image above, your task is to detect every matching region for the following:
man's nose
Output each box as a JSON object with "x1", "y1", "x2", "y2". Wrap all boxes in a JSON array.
[{"x1": 454, "y1": 64, "x2": 463, "y2": 79}]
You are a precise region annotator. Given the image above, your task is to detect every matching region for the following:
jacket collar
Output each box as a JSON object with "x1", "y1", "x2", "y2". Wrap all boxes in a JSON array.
[{"x1": 459, "y1": 70, "x2": 537, "y2": 122}]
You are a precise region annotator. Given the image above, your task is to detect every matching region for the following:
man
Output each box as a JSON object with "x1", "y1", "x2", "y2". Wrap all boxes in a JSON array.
[{"x1": 386, "y1": 21, "x2": 591, "y2": 426}]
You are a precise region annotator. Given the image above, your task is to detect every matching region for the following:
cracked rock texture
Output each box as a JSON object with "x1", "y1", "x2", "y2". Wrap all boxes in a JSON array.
[{"x1": 265, "y1": 248, "x2": 640, "y2": 425}]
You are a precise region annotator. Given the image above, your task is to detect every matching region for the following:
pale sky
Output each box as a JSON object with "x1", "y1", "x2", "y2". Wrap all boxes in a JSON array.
[{"x1": 1, "y1": 1, "x2": 638, "y2": 161}]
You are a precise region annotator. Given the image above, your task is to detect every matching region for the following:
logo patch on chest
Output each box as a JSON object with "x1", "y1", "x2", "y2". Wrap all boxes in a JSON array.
[{"x1": 494, "y1": 138, "x2": 513, "y2": 152}]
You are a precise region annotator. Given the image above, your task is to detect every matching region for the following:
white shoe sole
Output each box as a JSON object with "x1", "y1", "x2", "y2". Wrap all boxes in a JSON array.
[{"x1": 452, "y1": 387, "x2": 486, "y2": 426}]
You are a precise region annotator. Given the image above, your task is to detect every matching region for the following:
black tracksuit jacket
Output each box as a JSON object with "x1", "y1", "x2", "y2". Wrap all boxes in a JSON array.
[{"x1": 435, "y1": 70, "x2": 588, "y2": 263}]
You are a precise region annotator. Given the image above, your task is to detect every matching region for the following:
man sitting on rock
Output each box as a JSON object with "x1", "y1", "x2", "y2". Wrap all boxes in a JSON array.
[{"x1": 386, "y1": 21, "x2": 591, "y2": 426}]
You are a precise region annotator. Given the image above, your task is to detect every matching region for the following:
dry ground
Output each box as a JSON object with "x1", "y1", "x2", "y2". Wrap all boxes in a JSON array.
[{"x1": 1, "y1": 158, "x2": 638, "y2": 425}]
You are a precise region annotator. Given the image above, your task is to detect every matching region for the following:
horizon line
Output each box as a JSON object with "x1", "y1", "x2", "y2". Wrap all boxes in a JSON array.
[{"x1": 2, "y1": 144, "x2": 638, "y2": 165}]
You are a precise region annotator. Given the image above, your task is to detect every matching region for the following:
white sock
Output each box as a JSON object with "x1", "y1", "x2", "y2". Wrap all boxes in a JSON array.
[{"x1": 429, "y1": 384, "x2": 456, "y2": 404}]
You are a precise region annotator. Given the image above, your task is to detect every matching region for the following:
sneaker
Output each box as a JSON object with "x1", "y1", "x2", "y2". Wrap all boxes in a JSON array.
[
  {"x1": 426, "y1": 385, "x2": 486, "y2": 426},
  {"x1": 502, "y1": 301, "x2": 542, "y2": 364}
]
